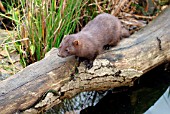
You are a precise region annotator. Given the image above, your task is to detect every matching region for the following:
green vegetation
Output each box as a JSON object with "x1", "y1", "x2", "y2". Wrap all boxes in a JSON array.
[
  {"x1": 1, "y1": 0, "x2": 114, "y2": 67},
  {"x1": 1, "y1": 0, "x2": 83, "y2": 67},
  {"x1": 13, "y1": 0, "x2": 83, "y2": 66}
]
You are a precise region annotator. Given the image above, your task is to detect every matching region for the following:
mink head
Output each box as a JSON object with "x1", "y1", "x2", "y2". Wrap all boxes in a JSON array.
[{"x1": 58, "y1": 35, "x2": 81, "y2": 58}]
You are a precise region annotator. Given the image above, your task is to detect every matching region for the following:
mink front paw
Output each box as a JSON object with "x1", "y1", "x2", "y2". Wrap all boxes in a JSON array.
[
  {"x1": 84, "y1": 60, "x2": 93, "y2": 69},
  {"x1": 76, "y1": 57, "x2": 94, "y2": 69},
  {"x1": 76, "y1": 57, "x2": 86, "y2": 67}
]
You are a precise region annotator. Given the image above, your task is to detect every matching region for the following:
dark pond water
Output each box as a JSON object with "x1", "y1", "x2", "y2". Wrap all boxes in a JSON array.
[{"x1": 46, "y1": 63, "x2": 170, "y2": 114}]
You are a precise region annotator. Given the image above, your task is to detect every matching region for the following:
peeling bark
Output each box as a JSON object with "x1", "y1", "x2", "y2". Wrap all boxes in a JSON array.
[{"x1": 0, "y1": 7, "x2": 170, "y2": 114}]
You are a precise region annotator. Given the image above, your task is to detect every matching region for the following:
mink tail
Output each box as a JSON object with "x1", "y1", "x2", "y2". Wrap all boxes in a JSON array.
[{"x1": 121, "y1": 27, "x2": 130, "y2": 38}]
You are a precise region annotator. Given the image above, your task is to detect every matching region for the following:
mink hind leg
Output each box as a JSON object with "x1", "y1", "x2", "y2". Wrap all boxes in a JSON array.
[
  {"x1": 103, "y1": 41, "x2": 119, "y2": 50},
  {"x1": 108, "y1": 37, "x2": 120, "y2": 48},
  {"x1": 103, "y1": 44, "x2": 114, "y2": 50}
]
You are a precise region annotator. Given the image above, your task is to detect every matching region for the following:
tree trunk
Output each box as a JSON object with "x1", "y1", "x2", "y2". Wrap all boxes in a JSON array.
[{"x1": 0, "y1": 7, "x2": 170, "y2": 114}]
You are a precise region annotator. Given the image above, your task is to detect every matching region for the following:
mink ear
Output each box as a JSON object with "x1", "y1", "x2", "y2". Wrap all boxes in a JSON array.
[{"x1": 73, "y1": 40, "x2": 79, "y2": 46}]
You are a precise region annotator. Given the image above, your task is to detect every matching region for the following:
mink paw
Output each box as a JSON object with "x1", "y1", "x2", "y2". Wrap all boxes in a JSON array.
[
  {"x1": 76, "y1": 57, "x2": 94, "y2": 69},
  {"x1": 76, "y1": 57, "x2": 86, "y2": 67},
  {"x1": 84, "y1": 60, "x2": 93, "y2": 69}
]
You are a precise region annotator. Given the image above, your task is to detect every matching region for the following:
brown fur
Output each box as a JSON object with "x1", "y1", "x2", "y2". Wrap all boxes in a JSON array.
[{"x1": 58, "y1": 13, "x2": 130, "y2": 68}]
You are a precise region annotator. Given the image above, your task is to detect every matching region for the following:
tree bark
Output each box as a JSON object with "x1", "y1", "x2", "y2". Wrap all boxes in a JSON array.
[{"x1": 0, "y1": 7, "x2": 170, "y2": 114}]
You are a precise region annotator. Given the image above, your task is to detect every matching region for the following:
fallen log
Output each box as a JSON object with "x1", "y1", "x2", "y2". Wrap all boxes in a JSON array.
[{"x1": 0, "y1": 7, "x2": 170, "y2": 114}]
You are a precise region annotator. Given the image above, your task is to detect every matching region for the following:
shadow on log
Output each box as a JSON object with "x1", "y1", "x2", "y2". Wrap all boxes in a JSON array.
[{"x1": 0, "y1": 7, "x2": 170, "y2": 114}]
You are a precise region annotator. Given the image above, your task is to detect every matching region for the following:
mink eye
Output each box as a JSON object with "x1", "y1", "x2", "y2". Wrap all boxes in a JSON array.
[{"x1": 65, "y1": 49, "x2": 69, "y2": 52}]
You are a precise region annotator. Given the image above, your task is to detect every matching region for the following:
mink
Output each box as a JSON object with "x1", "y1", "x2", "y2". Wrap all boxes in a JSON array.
[{"x1": 58, "y1": 13, "x2": 130, "y2": 69}]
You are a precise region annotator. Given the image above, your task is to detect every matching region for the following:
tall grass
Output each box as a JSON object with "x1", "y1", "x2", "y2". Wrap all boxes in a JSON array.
[
  {"x1": 1, "y1": 0, "x2": 116, "y2": 67},
  {"x1": 2, "y1": 0, "x2": 83, "y2": 67}
]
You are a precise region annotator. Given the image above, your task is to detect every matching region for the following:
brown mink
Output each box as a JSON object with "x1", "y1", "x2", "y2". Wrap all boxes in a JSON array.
[{"x1": 58, "y1": 13, "x2": 130, "y2": 69}]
